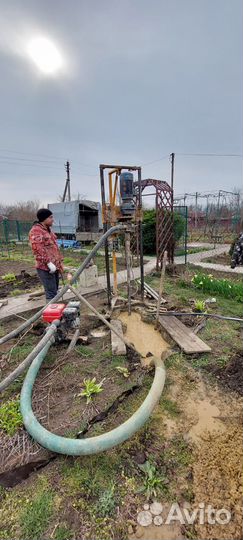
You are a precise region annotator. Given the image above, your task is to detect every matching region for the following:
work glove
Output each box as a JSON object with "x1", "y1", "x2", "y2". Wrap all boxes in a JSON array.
[{"x1": 47, "y1": 262, "x2": 57, "y2": 274}]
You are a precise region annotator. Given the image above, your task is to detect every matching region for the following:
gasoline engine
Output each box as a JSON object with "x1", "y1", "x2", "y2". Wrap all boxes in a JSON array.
[{"x1": 42, "y1": 301, "x2": 80, "y2": 342}]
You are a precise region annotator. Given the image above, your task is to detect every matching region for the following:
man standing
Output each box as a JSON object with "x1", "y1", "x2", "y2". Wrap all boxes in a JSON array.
[{"x1": 29, "y1": 208, "x2": 63, "y2": 301}]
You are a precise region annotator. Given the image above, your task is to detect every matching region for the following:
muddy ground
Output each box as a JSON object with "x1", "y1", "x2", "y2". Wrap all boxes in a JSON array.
[
  {"x1": 0, "y1": 268, "x2": 242, "y2": 539},
  {"x1": 0, "y1": 271, "x2": 40, "y2": 298}
]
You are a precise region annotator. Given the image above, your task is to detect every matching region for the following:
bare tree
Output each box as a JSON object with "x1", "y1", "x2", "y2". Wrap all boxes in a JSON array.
[{"x1": 0, "y1": 200, "x2": 40, "y2": 221}]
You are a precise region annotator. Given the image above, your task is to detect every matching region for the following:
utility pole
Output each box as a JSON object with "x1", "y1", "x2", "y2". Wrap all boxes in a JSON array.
[
  {"x1": 170, "y1": 152, "x2": 175, "y2": 193},
  {"x1": 62, "y1": 161, "x2": 71, "y2": 202},
  {"x1": 195, "y1": 191, "x2": 198, "y2": 228},
  {"x1": 170, "y1": 152, "x2": 175, "y2": 263}
]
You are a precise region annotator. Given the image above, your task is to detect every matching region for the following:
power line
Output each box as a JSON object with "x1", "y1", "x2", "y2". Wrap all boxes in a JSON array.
[
  {"x1": 141, "y1": 154, "x2": 170, "y2": 166},
  {"x1": 0, "y1": 157, "x2": 98, "y2": 175},
  {"x1": 0, "y1": 148, "x2": 99, "y2": 169},
  {"x1": 176, "y1": 152, "x2": 242, "y2": 157},
  {"x1": 0, "y1": 155, "x2": 65, "y2": 166},
  {"x1": 0, "y1": 160, "x2": 63, "y2": 170}
]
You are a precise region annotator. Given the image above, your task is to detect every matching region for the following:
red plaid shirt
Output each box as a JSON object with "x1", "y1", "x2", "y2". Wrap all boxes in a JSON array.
[{"x1": 29, "y1": 222, "x2": 63, "y2": 271}]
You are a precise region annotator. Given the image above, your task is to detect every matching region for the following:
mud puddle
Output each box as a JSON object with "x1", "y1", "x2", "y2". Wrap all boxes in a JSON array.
[
  {"x1": 187, "y1": 396, "x2": 225, "y2": 442},
  {"x1": 118, "y1": 311, "x2": 169, "y2": 361}
]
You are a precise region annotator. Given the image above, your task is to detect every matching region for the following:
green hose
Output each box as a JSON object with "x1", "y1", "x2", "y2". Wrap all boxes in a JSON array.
[{"x1": 20, "y1": 343, "x2": 166, "y2": 456}]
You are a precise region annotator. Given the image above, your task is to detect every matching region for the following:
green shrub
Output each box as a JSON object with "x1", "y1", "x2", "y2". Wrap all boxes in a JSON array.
[{"x1": 142, "y1": 209, "x2": 185, "y2": 255}]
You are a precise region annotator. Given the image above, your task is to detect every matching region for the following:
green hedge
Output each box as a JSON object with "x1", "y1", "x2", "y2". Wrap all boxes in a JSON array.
[{"x1": 142, "y1": 209, "x2": 185, "y2": 255}]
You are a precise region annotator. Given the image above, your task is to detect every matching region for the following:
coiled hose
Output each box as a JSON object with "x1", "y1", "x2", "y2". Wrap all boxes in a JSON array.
[{"x1": 20, "y1": 344, "x2": 166, "y2": 456}]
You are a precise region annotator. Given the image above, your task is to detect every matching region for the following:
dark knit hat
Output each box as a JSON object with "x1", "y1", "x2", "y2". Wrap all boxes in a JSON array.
[{"x1": 37, "y1": 208, "x2": 53, "y2": 223}]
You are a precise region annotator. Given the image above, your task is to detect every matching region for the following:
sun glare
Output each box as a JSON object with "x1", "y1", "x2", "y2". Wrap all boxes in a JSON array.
[{"x1": 27, "y1": 37, "x2": 62, "y2": 75}]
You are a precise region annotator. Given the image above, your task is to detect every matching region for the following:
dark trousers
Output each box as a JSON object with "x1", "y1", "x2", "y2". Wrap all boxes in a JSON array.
[{"x1": 37, "y1": 269, "x2": 59, "y2": 301}]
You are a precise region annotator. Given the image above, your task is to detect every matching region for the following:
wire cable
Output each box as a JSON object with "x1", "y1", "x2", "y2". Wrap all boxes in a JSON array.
[{"x1": 159, "y1": 312, "x2": 243, "y2": 323}]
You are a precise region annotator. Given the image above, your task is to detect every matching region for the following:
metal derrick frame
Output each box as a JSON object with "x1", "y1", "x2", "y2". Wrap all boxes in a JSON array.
[{"x1": 99, "y1": 164, "x2": 144, "y2": 306}]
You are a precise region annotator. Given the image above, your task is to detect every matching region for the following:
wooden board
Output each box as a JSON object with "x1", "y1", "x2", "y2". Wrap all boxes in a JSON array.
[{"x1": 158, "y1": 315, "x2": 211, "y2": 354}]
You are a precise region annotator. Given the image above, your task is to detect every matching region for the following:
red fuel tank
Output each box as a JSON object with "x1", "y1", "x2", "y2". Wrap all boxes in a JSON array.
[{"x1": 42, "y1": 303, "x2": 66, "y2": 323}]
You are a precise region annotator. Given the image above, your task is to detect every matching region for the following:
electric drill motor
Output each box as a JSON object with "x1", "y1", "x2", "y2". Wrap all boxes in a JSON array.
[{"x1": 42, "y1": 301, "x2": 80, "y2": 342}]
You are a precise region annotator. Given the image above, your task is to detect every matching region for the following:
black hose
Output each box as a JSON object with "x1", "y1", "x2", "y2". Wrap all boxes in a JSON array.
[
  {"x1": 0, "y1": 225, "x2": 124, "y2": 346},
  {"x1": 0, "y1": 321, "x2": 60, "y2": 392},
  {"x1": 160, "y1": 311, "x2": 243, "y2": 323}
]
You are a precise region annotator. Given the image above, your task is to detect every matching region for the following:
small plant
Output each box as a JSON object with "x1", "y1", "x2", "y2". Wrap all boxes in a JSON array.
[
  {"x1": 77, "y1": 377, "x2": 104, "y2": 403},
  {"x1": 137, "y1": 461, "x2": 168, "y2": 500},
  {"x1": 116, "y1": 366, "x2": 129, "y2": 378},
  {"x1": 1, "y1": 273, "x2": 16, "y2": 282},
  {"x1": 96, "y1": 482, "x2": 116, "y2": 517},
  {"x1": 193, "y1": 299, "x2": 207, "y2": 312},
  {"x1": 0, "y1": 398, "x2": 23, "y2": 435},
  {"x1": 10, "y1": 288, "x2": 23, "y2": 296}
]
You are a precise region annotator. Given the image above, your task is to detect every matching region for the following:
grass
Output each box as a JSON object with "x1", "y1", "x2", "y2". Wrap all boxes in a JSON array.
[
  {"x1": 163, "y1": 435, "x2": 193, "y2": 469},
  {"x1": 146, "y1": 268, "x2": 242, "y2": 376},
  {"x1": 54, "y1": 525, "x2": 74, "y2": 540},
  {"x1": 61, "y1": 363, "x2": 77, "y2": 375},
  {"x1": 76, "y1": 345, "x2": 95, "y2": 357},
  {"x1": 61, "y1": 453, "x2": 119, "y2": 498},
  {"x1": 19, "y1": 490, "x2": 53, "y2": 540},
  {"x1": 146, "y1": 269, "x2": 243, "y2": 318},
  {"x1": 11, "y1": 342, "x2": 35, "y2": 362},
  {"x1": 0, "y1": 398, "x2": 23, "y2": 435},
  {"x1": 160, "y1": 397, "x2": 181, "y2": 417}
]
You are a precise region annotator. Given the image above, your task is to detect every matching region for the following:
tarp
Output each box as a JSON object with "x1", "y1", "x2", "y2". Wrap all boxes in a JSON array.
[
  {"x1": 48, "y1": 200, "x2": 102, "y2": 234},
  {"x1": 48, "y1": 201, "x2": 79, "y2": 235}
]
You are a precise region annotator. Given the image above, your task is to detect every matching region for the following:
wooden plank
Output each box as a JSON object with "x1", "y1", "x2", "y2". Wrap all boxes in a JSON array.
[
  {"x1": 110, "y1": 319, "x2": 126, "y2": 356},
  {"x1": 158, "y1": 315, "x2": 211, "y2": 354}
]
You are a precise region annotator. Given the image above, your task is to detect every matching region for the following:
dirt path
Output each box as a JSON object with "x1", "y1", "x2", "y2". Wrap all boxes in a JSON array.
[{"x1": 175, "y1": 244, "x2": 243, "y2": 274}]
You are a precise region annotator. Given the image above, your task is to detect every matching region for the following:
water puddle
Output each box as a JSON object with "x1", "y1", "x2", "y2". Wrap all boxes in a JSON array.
[
  {"x1": 186, "y1": 397, "x2": 225, "y2": 443},
  {"x1": 118, "y1": 311, "x2": 169, "y2": 361}
]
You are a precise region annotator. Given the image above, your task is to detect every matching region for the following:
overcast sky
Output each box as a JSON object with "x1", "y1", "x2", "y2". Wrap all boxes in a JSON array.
[{"x1": 0, "y1": 0, "x2": 242, "y2": 207}]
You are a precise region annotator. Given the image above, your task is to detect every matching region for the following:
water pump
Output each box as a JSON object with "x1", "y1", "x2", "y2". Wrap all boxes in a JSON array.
[{"x1": 42, "y1": 301, "x2": 80, "y2": 342}]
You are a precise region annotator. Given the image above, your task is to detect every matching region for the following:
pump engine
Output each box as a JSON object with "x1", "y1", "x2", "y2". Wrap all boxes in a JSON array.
[{"x1": 42, "y1": 301, "x2": 80, "y2": 342}]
